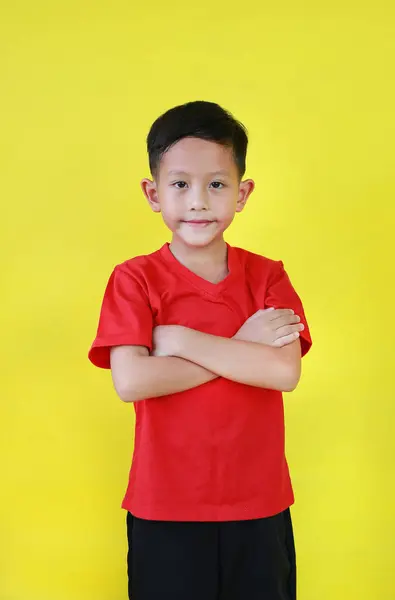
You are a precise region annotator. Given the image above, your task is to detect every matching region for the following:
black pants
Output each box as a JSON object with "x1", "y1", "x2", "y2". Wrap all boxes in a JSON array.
[{"x1": 127, "y1": 509, "x2": 296, "y2": 600}]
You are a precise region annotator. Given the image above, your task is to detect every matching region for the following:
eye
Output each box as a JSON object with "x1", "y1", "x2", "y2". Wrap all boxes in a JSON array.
[
  {"x1": 173, "y1": 181, "x2": 188, "y2": 189},
  {"x1": 210, "y1": 181, "x2": 224, "y2": 189}
]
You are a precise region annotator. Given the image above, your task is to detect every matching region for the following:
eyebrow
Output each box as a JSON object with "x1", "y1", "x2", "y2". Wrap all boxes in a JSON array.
[{"x1": 166, "y1": 170, "x2": 231, "y2": 177}]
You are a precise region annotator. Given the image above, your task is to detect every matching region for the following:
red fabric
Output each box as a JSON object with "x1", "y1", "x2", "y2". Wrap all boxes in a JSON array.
[{"x1": 89, "y1": 243, "x2": 312, "y2": 521}]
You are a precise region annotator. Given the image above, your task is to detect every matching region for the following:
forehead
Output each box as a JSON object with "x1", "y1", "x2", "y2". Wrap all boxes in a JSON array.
[{"x1": 160, "y1": 137, "x2": 237, "y2": 177}]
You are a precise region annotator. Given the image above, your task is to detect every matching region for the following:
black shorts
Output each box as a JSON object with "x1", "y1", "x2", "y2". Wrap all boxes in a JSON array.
[{"x1": 127, "y1": 509, "x2": 296, "y2": 600}]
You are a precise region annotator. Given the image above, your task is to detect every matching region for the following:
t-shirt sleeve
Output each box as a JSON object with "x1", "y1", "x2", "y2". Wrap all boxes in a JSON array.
[
  {"x1": 265, "y1": 260, "x2": 312, "y2": 357},
  {"x1": 88, "y1": 265, "x2": 154, "y2": 369}
]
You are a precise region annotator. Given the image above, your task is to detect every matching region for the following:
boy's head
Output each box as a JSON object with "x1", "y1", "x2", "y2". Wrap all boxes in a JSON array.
[{"x1": 141, "y1": 101, "x2": 254, "y2": 249}]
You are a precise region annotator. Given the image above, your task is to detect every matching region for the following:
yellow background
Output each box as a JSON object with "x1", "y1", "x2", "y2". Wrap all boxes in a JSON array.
[{"x1": 1, "y1": 2, "x2": 394, "y2": 599}]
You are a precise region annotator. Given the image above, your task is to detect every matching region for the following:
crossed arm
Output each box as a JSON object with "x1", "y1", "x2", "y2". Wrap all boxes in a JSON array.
[{"x1": 110, "y1": 322, "x2": 302, "y2": 403}]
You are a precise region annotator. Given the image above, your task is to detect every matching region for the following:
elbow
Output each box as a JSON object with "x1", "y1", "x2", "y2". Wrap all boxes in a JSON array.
[
  {"x1": 115, "y1": 383, "x2": 135, "y2": 402},
  {"x1": 281, "y1": 380, "x2": 299, "y2": 393},
  {"x1": 118, "y1": 388, "x2": 137, "y2": 403},
  {"x1": 280, "y1": 364, "x2": 301, "y2": 393},
  {"x1": 114, "y1": 378, "x2": 145, "y2": 403}
]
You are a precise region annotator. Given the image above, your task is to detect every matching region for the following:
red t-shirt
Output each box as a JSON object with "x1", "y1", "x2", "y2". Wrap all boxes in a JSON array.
[{"x1": 89, "y1": 243, "x2": 312, "y2": 522}]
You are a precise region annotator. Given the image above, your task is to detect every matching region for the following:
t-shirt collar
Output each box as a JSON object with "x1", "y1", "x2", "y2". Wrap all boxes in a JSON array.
[{"x1": 159, "y1": 242, "x2": 241, "y2": 296}]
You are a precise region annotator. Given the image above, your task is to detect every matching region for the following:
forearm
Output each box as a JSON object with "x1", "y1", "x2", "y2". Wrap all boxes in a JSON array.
[
  {"x1": 173, "y1": 328, "x2": 300, "y2": 392},
  {"x1": 116, "y1": 355, "x2": 217, "y2": 402}
]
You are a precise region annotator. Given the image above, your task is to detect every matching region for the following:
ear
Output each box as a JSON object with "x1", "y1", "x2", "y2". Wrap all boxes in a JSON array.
[
  {"x1": 140, "y1": 178, "x2": 161, "y2": 213},
  {"x1": 236, "y1": 179, "x2": 255, "y2": 213}
]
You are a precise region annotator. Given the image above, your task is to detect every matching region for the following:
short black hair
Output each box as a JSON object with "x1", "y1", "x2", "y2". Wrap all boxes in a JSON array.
[{"x1": 147, "y1": 100, "x2": 248, "y2": 180}]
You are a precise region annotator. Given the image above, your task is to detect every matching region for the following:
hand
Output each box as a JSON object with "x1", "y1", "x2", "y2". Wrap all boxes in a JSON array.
[
  {"x1": 152, "y1": 325, "x2": 185, "y2": 357},
  {"x1": 233, "y1": 308, "x2": 304, "y2": 348}
]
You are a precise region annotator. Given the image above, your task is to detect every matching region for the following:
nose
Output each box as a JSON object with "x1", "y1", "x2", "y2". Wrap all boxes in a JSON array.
[{"x1": 188, "y1": 188, "x2": 209, "y2": 211}]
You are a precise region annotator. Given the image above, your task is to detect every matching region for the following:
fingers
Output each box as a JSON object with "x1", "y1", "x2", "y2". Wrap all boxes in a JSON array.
[
  {"x1": 273, "y1": 315, "x2": 302, "y2": 330},
  {"x1": 273, "y1": 331, "x2": 302, "y2": 347},
  {"x1": 268, "y1": 310, "x2": 302, "y2": 331},
  {"x1": 247, "y1": 308, "x2": 303, "y2": 331},
  {"x1": 278, "y1": 323, "x2": 304, "y2": 337},
  {"x1": 268, "y1": 308, "x2": 295, "y2": 320},
  {"x1": 249, "y1": 308, "x2": 294, "y2": 321}
]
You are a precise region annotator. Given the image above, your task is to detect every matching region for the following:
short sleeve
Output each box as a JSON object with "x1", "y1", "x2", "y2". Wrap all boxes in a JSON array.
[
  {"x1": 88, "y1": 266, "x2": 154, "y2": 369},
  {"x1": 265, "y1": 261, "x2": 312, "y2": 357}
]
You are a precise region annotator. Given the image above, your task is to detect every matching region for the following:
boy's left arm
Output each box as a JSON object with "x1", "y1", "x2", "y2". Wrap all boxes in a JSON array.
[{"x1": 153, "y1": 259, "x2": 312, "y2": 393}]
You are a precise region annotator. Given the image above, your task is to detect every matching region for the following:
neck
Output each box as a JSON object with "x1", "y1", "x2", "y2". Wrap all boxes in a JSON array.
[{"x1": 169, "y1": 236, "x2": 228, "y2": 272}]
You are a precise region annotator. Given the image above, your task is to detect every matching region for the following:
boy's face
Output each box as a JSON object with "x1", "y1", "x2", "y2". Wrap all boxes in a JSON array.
[{"x1": 141, "y1": 137, "x2": 254, "y2": 248}]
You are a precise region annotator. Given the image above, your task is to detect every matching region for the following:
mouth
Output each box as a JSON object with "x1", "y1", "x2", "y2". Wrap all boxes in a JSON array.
[{"x1": 182, "y1": 220, "x2": 216, "y2": 227}]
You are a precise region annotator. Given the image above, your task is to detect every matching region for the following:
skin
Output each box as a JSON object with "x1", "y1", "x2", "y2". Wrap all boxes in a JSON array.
[
  {"x1": 110, "y1": 137, "x2": 304, "y2": 401},
  {"x1": 141, "y1": 137, "x2": 255, "y2": 283}
]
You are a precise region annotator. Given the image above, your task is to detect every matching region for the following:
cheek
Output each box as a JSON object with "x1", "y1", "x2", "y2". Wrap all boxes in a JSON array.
[
  {"x1": 159, "y1": 192, "x2": 180, "y2": 219},
  {"x1": 215, "y1": 195, "x2": 238, "y2": 221}
]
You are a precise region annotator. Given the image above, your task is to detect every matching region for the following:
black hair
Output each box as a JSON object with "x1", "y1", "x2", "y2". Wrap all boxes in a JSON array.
[{"x1": 147, "y1": 100, "x2": 248, "y2": 180}]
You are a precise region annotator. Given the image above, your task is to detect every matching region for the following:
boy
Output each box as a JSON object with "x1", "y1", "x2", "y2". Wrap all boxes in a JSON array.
[{"x1": 88, "y1": 101, "x2": 312, "y2": 600}]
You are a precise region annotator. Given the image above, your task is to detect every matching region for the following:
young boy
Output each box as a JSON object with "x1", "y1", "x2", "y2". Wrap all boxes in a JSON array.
[{"x1": 88, "y1": 101, "x2": 312, "y2": 600}]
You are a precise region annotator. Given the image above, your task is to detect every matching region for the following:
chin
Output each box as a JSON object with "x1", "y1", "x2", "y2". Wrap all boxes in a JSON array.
[{"x1": 179, "y1": 233, "x2": 224, "y2": 248}]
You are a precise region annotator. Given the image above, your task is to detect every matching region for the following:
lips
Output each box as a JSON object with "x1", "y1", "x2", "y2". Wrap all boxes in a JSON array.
[{"x1": 182, "y1": 220, "x2": 215, "y2": 225}]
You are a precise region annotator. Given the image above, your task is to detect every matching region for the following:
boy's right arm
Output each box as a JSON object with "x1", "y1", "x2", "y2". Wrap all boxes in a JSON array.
[{"x1": 110, "y1": 345, "x2": 217, "y2": 402}]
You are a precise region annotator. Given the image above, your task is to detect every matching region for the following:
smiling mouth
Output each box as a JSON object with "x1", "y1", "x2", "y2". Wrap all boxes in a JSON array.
[{"x1": 183, "y1": 220, "x2": 215, "y2": 225}]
